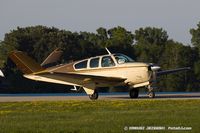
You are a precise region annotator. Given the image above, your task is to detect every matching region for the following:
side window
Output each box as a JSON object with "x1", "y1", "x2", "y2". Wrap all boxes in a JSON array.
[
  {"x1": 101, "y1": 56, "x2": 115, "y2": 67},
  {"x1": 115, "y1": 56, "x2": 127, "y2": 64},
  {"x1": 90, "y1": 58, "x2": 99, "y2": 68},
  {"x1": 74, "y1": 60, "x2": 88, "y2": 69}
]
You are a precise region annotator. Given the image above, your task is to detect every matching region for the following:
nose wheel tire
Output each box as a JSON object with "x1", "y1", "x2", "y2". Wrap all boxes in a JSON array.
[
  {"x1": 148, "y1": 91, "x2": 155, "y2": 98},
  {"x1": 129, "y1": 89, "x2": 139, "y2": 98},
  {"x1": 89, "y1": 91, "x2": 98, "y2": 100}
]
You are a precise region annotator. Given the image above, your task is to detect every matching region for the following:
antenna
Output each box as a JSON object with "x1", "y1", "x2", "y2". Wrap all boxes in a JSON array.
[{"x1": 105, "y1": 47, "x2": 112, "y2": 55}]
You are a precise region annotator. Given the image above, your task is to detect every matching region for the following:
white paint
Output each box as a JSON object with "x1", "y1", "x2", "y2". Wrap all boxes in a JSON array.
[
  {"x1": 0, "y1": 70, "x2": 4, "y2": 77},
  {"x1": 24, "y1": 74, "x2": 79, "y2": 86},
  {"x1": 71, "y1": 86, "x2": 78, "y2": 91}
]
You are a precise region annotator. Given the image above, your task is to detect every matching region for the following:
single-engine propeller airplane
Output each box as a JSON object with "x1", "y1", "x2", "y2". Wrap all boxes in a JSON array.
[{"x1": 9, "y1": 48, "x2": 190, "y2": 100}]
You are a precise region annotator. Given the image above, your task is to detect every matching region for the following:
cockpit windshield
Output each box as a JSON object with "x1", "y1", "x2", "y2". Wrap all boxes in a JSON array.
[{"x1": 114, "y1": 54, "x2": 134, "y2": 64}]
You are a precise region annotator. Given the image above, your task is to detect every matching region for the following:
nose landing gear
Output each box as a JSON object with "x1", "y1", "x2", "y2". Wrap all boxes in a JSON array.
[{"x1": 147, "y1": 86, "x2": 155, "y2": 98}]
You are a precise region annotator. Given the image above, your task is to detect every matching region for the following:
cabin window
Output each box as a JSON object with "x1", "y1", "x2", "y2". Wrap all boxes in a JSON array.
[
  {"x1": 101, "y1": 56, "x2": 115, "y2": 67},
  {"x1": 74, "y1": 60, "x2": 88, "y2": 69},
  {"x1": 90, "y1": 58, "x2": 99, "y2": 68},
  {"x1": 114, "y1": 54, "x2": 134, "y2": 64}
]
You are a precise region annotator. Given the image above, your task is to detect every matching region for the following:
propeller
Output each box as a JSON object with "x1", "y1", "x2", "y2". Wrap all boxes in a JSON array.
[
  {"x1": 148, "y1": 63, "x2": 161, "y2": 88},
  {"x1": 147, "y1": 63, "x2": 190, "y2": 98}
]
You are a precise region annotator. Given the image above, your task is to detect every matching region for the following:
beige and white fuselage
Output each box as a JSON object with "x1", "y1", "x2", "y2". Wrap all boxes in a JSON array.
[{"x1": 25, "y1": 53, "x2": 151, "y2": 90}]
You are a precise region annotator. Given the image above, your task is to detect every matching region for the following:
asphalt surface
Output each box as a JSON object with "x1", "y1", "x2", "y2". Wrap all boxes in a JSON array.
[{"x1": 0, "y1": 92, "x2": 200, "y2": 102}]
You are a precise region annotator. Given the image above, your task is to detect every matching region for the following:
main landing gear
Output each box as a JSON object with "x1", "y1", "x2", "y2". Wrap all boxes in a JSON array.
[
  {"x1": 129, "y1": 89, "x2": 139, "y2": 98},
  {"x1": 89, "y1": 90, "x2": 98, "y2": 100}
]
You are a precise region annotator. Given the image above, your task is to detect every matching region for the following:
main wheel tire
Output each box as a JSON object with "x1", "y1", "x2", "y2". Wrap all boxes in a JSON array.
[
  {"x1": 148, "y1": 91, "x2": 155, "y2": 98},
  {"x1": 129, "y1": 89, "x2": 139, "y2": 98},
  {"x1": 89, "y1": 91, "x2": 98, "y2": 100}
]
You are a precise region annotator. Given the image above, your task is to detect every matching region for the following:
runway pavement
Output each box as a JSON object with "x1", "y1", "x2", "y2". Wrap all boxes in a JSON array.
[{"x1": 0, "y1": 92, "x2": 200, "y2": 102}]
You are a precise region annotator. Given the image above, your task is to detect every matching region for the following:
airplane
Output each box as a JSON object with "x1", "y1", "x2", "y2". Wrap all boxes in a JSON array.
[{"x1": 9, "y1": 48, "x2": 190, "y2": 100}]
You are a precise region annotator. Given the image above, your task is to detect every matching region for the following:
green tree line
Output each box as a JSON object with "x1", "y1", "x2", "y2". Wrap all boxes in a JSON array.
[{"x1": 1, "y1": 23, "x2": 200, "y2": 93}]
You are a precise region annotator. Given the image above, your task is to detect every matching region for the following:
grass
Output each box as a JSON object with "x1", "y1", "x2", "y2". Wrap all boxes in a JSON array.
[{"x1": 0, "y1": 100, "x2": 200, "y2": 133}]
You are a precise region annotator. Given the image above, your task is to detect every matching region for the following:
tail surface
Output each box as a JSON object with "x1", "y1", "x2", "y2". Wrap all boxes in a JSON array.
[
  {"x1": 9, "y1": 51, "x2": 45, "y2": 74},
  {"x1": 41, "y1": 48, "x2": 63, "y2": 67}
]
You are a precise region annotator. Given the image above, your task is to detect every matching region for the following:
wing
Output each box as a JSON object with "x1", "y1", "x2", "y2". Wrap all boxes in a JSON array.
[
  {"x1": 30, "y1": 72, "x2": 126, "y2": 95},
  {"x1": 156, "y1": 67, "x2": 190, "y2": 76},
  {"x1": 35, "y1": 72, "x2": 126, "y2": 84}
]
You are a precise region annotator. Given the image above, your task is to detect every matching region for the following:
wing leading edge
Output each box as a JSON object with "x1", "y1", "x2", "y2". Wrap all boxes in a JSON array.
[{"x1": 34, "y1": 72, "x2": 126, "y2": 85}]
